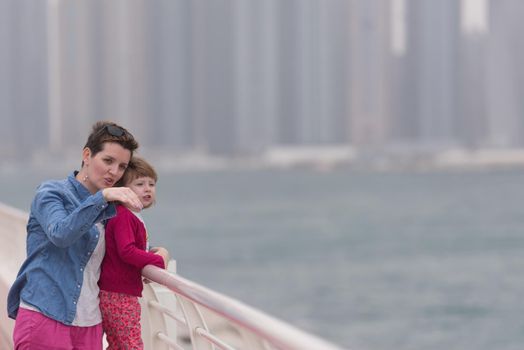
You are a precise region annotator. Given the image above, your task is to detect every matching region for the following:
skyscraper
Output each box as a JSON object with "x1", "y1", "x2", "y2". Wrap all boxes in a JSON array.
[
  {"x1": 485, "y1": 0, "x2": 524, "y2": 147},
  {"x1": 348, "y1": 0, "x2": 392, "y2": 149}
]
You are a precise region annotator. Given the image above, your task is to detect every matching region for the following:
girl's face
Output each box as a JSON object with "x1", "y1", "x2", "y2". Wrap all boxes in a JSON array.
[
  {"x1": 126, "y1": 176, "x2": 156, "y2": 209},
  {"x1": 82, "y1": 142, "x2": 131, "y2": 193}
]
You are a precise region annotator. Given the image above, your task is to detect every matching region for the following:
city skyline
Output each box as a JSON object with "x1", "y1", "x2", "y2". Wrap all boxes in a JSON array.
[{"x1": 1, "y1": 0, "x2": 524, "y2": 164}]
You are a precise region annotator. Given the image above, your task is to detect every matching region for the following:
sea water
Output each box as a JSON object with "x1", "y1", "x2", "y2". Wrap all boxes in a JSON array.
[{"x1": 2, "y1": 166, "x2": 524, "y2": 350}]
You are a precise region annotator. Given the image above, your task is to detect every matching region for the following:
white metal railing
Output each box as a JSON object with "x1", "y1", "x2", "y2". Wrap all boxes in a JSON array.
[
  {"x1": 0, "y1": 202, "x2": 347, "y2": 350},
  {"x1": 0, "y1": 202, "x2": 28, "y2": 349},
  {"x1": 140, "y1": 264, "x2": 346, "y2": 350}
]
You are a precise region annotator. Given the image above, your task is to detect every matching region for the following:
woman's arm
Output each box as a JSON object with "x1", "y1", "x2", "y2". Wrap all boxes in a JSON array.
[{"x1": 32, "y1": 184, "x2": 114, "y2": 248}]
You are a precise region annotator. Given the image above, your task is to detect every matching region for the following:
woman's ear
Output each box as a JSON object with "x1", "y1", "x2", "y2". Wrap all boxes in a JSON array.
[{"x1": 82, "y1": 147, "x2": 92, "y2": 166}]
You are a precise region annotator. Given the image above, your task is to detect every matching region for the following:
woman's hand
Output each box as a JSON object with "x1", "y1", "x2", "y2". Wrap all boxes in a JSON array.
[
  {"x1": 150, "y1": 246, "x2": 170, "y2": 269},
  {"x1": 102, "y1": 187, "x2": 143, "y2": 212}
]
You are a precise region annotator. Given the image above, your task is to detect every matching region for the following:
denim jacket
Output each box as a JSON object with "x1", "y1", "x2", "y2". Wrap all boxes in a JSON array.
[{"x1": 7, "y1": 172, "x2": 116, "y2": 325}]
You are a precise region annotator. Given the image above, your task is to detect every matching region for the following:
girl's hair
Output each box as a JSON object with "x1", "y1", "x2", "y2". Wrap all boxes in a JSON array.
[
  {"x1": 117, "y1": 156, "x2": 158, "y2": 187},
  {"x1": 83, "y1": 121, "x2": 139, "y2": 164}
]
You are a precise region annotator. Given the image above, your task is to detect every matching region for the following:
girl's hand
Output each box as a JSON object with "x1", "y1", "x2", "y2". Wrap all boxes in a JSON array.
[
  {"x1": 102, "y1": 187, "x2": 143, "y2": 212},
  {"x1": 151, "y1": 246, "x2": 170, "y2": 269}
]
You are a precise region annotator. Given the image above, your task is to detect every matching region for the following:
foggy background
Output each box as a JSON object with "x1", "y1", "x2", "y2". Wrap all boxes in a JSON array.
[
  {"x1": 1, "y1": 0, "x2": 523, "y2": 169},
  {"x1": 3, "y1": 2, "x2": 524, "y2": 349}
]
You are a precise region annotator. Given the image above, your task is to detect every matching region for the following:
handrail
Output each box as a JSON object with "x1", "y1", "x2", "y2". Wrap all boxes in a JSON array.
[
  {"x1": 142, "y1": 265, "x2": 346, "y2": 350},
  {"x1": 0, "y1": 202, "x2": 347, "y2": 350}
]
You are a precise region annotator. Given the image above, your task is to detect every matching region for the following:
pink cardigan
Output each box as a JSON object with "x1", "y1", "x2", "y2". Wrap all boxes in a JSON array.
[{"x1": 99, "y1": 205, "x2": 165, "y2": 296}]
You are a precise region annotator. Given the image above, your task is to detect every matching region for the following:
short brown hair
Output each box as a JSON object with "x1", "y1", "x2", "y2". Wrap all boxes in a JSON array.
[
  {"x1": 117, "y1": 156, "x2": 158, "y2": 187},
  {"x1": 83, "y1": 121, "x2": 139, "y2": 160}
]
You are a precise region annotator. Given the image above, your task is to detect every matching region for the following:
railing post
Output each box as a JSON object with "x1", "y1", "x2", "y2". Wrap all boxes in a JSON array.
[
  {"x1": 0, "y1": 203, "x2": 28, "y2": 350},
  {"x1": 140, "y1": 260, "x2": 179, "y2": 350},
  {"x1": 176, "y1": 295, "x2": 214, "y2": 350}
]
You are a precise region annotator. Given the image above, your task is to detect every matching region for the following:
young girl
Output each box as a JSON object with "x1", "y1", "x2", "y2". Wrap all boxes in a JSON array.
[{"x1": 98, "y1": 156, "x2": 170, "y2": 349}]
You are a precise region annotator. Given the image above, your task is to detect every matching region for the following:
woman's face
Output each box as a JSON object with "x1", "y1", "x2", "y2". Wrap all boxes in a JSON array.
[{"x1": 82, "y1": 142, "x2": 131, "y2": 193}]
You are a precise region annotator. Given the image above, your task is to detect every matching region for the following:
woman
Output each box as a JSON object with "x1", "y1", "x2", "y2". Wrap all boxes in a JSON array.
[{"x1": 7, "y1": 121, "x2": 143, "y2": 350}]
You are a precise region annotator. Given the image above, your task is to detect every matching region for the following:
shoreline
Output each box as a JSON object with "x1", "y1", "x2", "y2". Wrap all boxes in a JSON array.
[{"x1": 2, "y1": 147, "x2": 524, "y2": 174}]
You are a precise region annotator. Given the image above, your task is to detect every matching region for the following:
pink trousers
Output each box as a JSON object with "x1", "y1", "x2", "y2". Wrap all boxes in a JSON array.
[
  {"x1": 99, "y1": 290, "x2": 143, "y2": 350},
  {"x1": 13, "y1": 308, "x2": 103, "y2": 350}
]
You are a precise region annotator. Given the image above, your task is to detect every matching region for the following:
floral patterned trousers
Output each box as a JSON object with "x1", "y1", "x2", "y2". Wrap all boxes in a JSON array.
[{"x1": 99, "y1": 290, "x2": 143, "y2": 350}]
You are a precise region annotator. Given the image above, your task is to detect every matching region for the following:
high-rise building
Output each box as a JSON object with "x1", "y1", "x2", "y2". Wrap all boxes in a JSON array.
[
  {"x1": 457, "y1": 0, "x2": 489, "y2": 148},
  {"x1": 144, "y1": 1, "x2": 194, "y2": 151},
  {"x1": 311, "y1": 0, "x2": 351, "y2": 144},
  {"x1": 0, "y1": 0, "x2": 16, "y2": 159},
  {"x1": 485, "y1": 0, "x2": 524, "y2": 147},
  {"x1": 233, "y1": 0, "x2": 279, "y2": 154},
  {"x1": 1, "y1": 1, "x2": 48, "y2": 158},
  {"x1": 191, "y1": 1, "x2": 238, "y2": 155},
  {"x1": 348, "y1": 0, "x2": 392, "y2": 149},
  {"x1": 402, "y1": 0, "x2": 461, "y2": 148}
]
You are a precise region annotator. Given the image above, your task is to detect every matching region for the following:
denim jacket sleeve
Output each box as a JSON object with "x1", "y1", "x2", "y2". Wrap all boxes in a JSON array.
[
  {"x1": 31, "y1": 181, "x2": 116, "y2": 248},
  {"x1": 7, "y1": 174, "x2": 119, "y2": 324}
]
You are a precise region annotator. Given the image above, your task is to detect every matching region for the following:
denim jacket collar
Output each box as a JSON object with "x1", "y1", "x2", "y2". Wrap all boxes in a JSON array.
[{"x1": 69, "y1": 171, "x2": 91, "y2": 199}]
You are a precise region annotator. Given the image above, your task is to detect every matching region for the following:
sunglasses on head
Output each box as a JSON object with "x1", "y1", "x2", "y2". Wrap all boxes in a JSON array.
[{"x1": 98, "y1": 124, "x2": 127, "y2": 137}]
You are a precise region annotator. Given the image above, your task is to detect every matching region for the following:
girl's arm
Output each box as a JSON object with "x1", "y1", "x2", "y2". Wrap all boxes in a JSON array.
[{"x1": 107, "y1": 208, "x2": 165, "y2": 269}]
